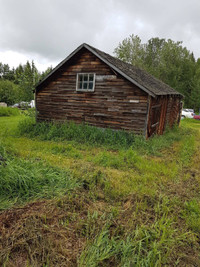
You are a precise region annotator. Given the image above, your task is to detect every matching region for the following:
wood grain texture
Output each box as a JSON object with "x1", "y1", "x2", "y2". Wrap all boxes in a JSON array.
[{"x1": 36, "y1": 49, "x2": 148, "y2": 134}]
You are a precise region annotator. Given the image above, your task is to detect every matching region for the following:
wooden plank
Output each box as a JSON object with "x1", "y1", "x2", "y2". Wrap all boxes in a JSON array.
[{"x1": 36, "y1": 49, "x2": 149, "y2": 132}]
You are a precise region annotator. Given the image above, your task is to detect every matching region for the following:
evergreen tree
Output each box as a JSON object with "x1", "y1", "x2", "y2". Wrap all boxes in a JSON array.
[{"x1": 0, "y1": 60, "x2": 53, "y2": 104}]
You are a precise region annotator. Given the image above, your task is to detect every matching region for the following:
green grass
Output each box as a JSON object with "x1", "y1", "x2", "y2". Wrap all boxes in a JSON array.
[
  {"x1": 17, "y1": 117, "x2": 194, "y2": 155},
  {"x1": 0, "y1": 141, "x2": 80, "y2": 209},
  {"x1": 0, "y1": 107, "x2": 20, "y2": 116},
  {"x1": 0, "y1": 115, "x2": 200, "y2": 266},
  {"x1": 182, "y1": 199, "x2": 200, "y2": 233},
  {"x1": 17, "y1": 117, "x2": 138, "y2": 149},
  {"x1": 79, "y1": 210, "x2": 191, "y2": 267}
]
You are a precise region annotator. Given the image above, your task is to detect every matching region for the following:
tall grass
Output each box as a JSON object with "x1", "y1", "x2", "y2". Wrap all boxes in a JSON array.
[
  {"x1": 17, "y1": 117, "x2": 192, "y2": 153},
  {"x1": 0, "y1": 142, "x2": 80, "y2": 209},
  {"x1": 0, "y1": 107, "x2": 20, "y2": 116},
  {"x1": 18, "y1": 117, "x2": 137, "y2": 149}
]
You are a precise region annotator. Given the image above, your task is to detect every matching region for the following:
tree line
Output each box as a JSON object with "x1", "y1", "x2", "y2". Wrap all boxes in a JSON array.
[
  {"x1": 114, "y1": 35, "x2": 200, "y2": 111},
  {"x1": 0, "y1": 61, "x2": 52, "y2": 105}
]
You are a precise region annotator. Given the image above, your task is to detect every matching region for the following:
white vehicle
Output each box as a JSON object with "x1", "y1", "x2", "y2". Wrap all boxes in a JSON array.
[
  {"x1": 181, "y1": 109, "x2": 194, "y2": 119},
  {"x1": 30, "y1": 100, "x2": 35, "y2": 108}
]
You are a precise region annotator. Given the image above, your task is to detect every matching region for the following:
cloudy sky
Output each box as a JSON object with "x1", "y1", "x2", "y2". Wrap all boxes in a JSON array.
[{"x1": 0, "y1": 0, "x2": 199, "y2": 71}]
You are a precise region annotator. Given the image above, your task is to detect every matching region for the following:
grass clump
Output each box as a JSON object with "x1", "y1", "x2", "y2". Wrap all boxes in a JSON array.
[
  {"x1": 0, "y1": 107, "x2": 20, "y2": 117},
  {"x1": 0, "y1": 142, "x2": 79, "y2": 209}
]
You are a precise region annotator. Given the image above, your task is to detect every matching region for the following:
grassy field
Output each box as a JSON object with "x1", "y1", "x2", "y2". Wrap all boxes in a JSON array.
[{"x1": 0, "y1": 113, "x2": 200, "y2": 266}]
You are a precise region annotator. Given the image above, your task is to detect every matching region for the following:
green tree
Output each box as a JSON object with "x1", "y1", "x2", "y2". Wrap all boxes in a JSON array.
[
  {"x1": 40, "y1": 66, "x2": 53, "y2": 81},
  {"x1": 0, "y1": 63, "x2": 15, "y2": 81},
  {"x1": 190, "y1": 58, "x2": 200, "y2": 112},
  {"x1": 0, "y1": 60, "x2": 53, "y2": 104},
  {"x1": 114, "y1": 34, "x2": 145, "y2": 68},
  {"x1": 0, "y1": 80, "x2": 21, "y2": 105},
  {"x1": 114, "y1": 35, "x2": 199, "y2": 109},
  {"x1": 143, "y1": 37, "x2": 166, "y2": 76},
  {"x1": 14, "y1": 61, "x2": 38, "y2": 101}
]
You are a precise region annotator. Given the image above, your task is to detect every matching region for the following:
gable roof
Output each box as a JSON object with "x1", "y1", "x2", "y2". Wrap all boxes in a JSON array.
[{"x1": 36, "y1": 43, "x2": 182, "y2": 97}]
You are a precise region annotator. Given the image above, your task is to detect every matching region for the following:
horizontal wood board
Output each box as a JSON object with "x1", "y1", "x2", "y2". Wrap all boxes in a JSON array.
[{"x1": 36, "y1": 48, "x2": 148, "y2": 134}]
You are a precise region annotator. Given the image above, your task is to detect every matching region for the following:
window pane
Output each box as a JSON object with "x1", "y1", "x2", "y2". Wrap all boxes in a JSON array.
[
  {"x1": 79, "y1": 75, "x2": 83, "y2": 82},
  {"x1": 84, "y1": 75, "x2": 88, "y2": 81},
  {"x1": 83, "y1": 82, "x2": 88, "y2": 89},
  {"x1": 88, "y1": 82, "x2": 93, "y2": 90},
  {"x1": 89, "y1": 74, "x2": 94, "y2": 81}
]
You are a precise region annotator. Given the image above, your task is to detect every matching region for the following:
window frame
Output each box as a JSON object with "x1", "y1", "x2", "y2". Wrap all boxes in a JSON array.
[{"x1": 76, "y1": 73, "x2": 96, "y2": 92}]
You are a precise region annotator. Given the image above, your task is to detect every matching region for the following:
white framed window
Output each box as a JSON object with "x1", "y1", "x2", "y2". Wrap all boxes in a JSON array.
[{"x1": 76, "y1": 73, "x2": 95, "y2": 92}]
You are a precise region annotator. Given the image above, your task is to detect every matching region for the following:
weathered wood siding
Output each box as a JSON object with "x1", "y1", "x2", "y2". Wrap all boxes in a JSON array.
[
  {"x1": 165, "y1": 96, "x2": 182, "y2": 127},
  {"x1": 36, "y1": 48, "x2": 148, "y2": 134},
  {"x1": 147, "y1": 95, "x2": 182, "y2": 137}
]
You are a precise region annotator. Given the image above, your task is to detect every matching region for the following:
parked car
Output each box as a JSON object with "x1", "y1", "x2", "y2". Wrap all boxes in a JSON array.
[
  {"x1": 193, "y1": 115, "x2": 200, "y2": 120},
  {"x1": 181, "y1": 109, "x2": 194, "y2": 119}
]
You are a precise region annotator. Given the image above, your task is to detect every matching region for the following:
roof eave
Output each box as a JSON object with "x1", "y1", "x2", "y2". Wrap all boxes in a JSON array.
[
  {"x1": 35, "y1": 43, "x2": 182, "y2": 98},
  {"x1": 35, "y1": 43, "x2": 156, "y2": 97},
  {"x1": 84, "y1": 44, "x2": 156, "y2": 97},
  {"x1": 35, "y1": 43, "x2": 86, "y2": 91},
  {"x1": 156, "y1": 92, "x2": 184, "y2": 97}
]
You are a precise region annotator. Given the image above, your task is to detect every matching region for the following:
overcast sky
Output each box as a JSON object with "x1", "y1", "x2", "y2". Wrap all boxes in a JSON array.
[{"x1": 0, "y1": 0, "x2": 200, "y2": 71}]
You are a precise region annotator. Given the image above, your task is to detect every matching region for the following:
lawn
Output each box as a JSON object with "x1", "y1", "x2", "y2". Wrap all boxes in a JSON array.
[{"x1": 0, "y1": 113, "x2": 200, "y2": 266}]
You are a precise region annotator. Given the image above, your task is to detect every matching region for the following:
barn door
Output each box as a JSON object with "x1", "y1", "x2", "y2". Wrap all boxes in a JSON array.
[{"x1": 149, "y1": 104, "x2": 161, "y2": 136}]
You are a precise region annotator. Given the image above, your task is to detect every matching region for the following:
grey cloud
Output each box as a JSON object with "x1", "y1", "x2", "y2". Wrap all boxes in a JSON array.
[{"x1": 0, "y1": 0, "x2": 199, "y2": 69}]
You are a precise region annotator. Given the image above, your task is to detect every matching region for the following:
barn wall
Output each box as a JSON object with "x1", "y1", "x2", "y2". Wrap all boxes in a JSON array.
[
  {"x1": 147, "y1": 95, "x2": 182, "y2": 137},
  {"x1": 36, "y1": 49, "x2": 148, "y2": 134},
  {"x1": 165, "y1": 96, "x2": 182, "y2": 127}
]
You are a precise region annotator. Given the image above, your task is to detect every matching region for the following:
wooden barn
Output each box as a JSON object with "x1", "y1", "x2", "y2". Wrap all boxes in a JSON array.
[{"x1": 35, "y1": 43, "x2": 183, "y2": 138}]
